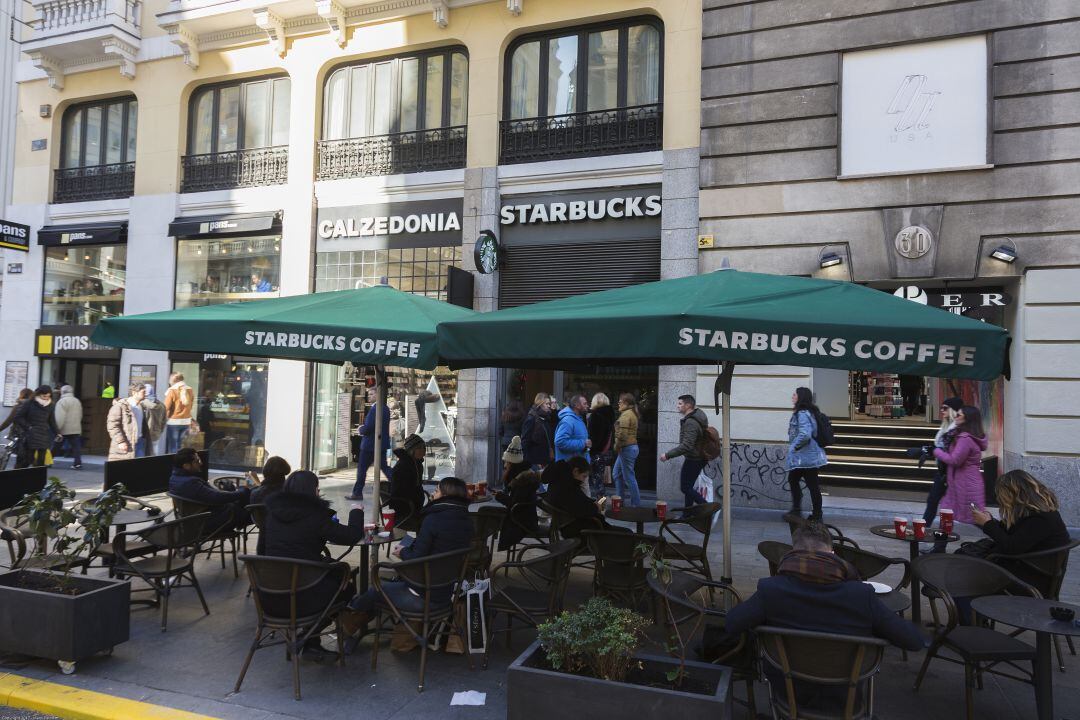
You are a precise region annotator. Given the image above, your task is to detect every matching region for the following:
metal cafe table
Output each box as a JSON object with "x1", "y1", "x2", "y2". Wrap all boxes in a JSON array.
[
  {"x1": 330, "y1": 527, "x2": 406, "y2": 593},
  {"x1": 869, "y1": 523, "x2": 960, "y2": 625},
  {"x1": 971, "y1": 596, "x2": 1080, "y2": 720},
  {"x1": 605, "y1": 504, "x2": 663, "y2": 535}
]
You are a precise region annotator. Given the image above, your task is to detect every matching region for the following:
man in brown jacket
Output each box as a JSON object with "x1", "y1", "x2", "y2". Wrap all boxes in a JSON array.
[
  {"x1": 164, "y1": 373, "x2": 195, "y2": 454},
  {"x1": 107, "y1": 383, "x2": 148, "y2": 460}
]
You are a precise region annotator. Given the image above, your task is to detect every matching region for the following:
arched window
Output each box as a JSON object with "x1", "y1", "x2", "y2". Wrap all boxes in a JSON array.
[
  {"x1": 55, "y1": 96, "x2": 137, "y2": 202},
  {"x1": 183, "y1": 76, "x2": 290, "y2": 192},
  {"x1": 501, "y1": 17, "x2": 662, "y2": 163},
  {"x1": 318, "y1": 48, "x2": 468, "y2": 178}
]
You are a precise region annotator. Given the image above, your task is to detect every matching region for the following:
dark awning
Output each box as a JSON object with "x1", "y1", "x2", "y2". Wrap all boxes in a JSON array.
[
  {"x1": 38, "y1": 221, "x2": 127, "y2": 246},
  {"x1": 168, "y1": 212, "x2": 280, "y2": 238}
]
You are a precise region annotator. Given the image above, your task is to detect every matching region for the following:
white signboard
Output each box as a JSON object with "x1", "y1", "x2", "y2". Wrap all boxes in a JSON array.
[{"x1": 841, "y1": 35, "x2": 988, "y2": 177}]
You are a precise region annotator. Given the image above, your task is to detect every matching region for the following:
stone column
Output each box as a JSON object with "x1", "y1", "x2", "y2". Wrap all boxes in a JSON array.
[
  {"x1": 656, "y1": 147, "x2": 700, "y2": 502},
  {"x1": 455, "y1": 167, "x2": 499, "y2": 482}
]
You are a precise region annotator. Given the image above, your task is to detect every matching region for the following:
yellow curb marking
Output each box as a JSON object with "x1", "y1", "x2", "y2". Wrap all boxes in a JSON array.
[{"x1": 0, "y1": 673, "x2": 219, "y2": 720}]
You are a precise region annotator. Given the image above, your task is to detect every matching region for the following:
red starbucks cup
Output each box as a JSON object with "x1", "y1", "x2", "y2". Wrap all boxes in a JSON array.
[
  {"x1": 913, "y1": 518, "x2": 927, "y2": 540},
  {"x1": 364, "y1": 523, "x2": 377, "y2": 543},
  {"x1": 656, "y1": 501, "x2": 668, "y2": 521},
  {"x1": 382, "y1": 508, "x2": 396, "y2": 531},
  {"x1": 893, "y1": 516, "x2": 908, "y2": 538},
  {"x1": 939, "y1": 509, "x2": 954, "y2": 534},
  {"x1": 477, "y1": 480, "x2": 488, "y2": 497},
  {"x1": 611, "y1": 496, "x2": 622, "y2": 513},
  {"x1": 466, "y1": 483, "x2": 477, "y2": 499}
]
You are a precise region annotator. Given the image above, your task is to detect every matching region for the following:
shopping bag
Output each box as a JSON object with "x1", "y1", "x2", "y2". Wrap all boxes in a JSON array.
[
  {"x1": 693, "y1": 471, "x2": 714, "y2": 503},
  {"x1": 44, "y1": 449, "x2": 53, "y2": 466},
  {"x1": 462, "y1": 577, "x2": 490, "y2": 655}
]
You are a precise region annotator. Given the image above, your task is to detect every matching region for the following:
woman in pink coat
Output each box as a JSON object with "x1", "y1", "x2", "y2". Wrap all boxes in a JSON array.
[{"x1": 933, "y1": 405, "x2": 989, "y2": 525}]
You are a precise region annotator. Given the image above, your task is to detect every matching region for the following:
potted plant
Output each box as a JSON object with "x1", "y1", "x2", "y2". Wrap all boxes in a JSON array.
[
  {"x1": 0, "y1": 478, "x2": 131, "y2": 674},
  {"x1": 506, "y1": 597, "x2": 734, "y2": 720}
]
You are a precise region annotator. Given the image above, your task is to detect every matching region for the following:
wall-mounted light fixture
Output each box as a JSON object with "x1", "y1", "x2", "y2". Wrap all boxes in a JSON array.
[
  {"x1": 819, "y1": 251, "x2": 843, "y2": 269},
  {"x1": 989, "y1": 245, "x2": 1018, "y2": 264}
]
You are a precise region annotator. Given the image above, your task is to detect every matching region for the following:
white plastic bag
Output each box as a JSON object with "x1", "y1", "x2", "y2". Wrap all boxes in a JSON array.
[{"x1": 693, "y1": 472, "x2": 721, "y2": 527}]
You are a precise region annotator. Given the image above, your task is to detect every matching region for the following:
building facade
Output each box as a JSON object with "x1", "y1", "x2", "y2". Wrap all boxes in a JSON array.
[
  {"x1": 699, "y1": 1, "x2": 1080, "y2": 523},
  {"x1": 1, "y1": 0, "x2": 701, "y2": 496}
]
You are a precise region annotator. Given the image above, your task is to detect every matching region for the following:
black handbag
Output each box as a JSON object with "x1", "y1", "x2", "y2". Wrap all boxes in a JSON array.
[{"x1": 955, "y1": 538, "x2": 995, "y2": 559}]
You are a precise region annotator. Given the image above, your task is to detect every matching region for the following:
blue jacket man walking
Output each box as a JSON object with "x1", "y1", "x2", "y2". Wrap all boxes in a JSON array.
[
  {"x1": 554, "y1": 394, "x2": 591, "y2": 462},
  {"x1": 347, "y1": 390, "x2": 393, "y2": 501}
]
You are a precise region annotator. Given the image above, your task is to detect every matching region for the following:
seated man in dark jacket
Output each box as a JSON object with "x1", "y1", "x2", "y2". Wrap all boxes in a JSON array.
[
  {"x1": 723, "y1": 522, "x2": 924, "y2": 710},
  {"x1": 388, "y1": 433, "x2": 428, "y2": 526},
  {"x1": 261, "y1": 470, "x2": 364, "y2": 658},
  {"x1": 348, "y1": 476, "x2": 472, "y2": 637},
  {"x1": 168, "y1": 448, "x2": 253, "y2": 530}
]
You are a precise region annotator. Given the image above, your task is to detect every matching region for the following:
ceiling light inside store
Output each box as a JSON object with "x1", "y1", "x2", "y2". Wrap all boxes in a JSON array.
[
  {"x1": 990, "y1": 245, "x2": 1017, "y2": 263},
  {"x1": 819, "y1": 252, "x2": 843, "y2": 268}
]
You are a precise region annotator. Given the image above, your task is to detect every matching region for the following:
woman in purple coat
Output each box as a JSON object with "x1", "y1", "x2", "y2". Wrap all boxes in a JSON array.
[{"x1": 933, "y1": 405, "x2": 988, "y2": 526}]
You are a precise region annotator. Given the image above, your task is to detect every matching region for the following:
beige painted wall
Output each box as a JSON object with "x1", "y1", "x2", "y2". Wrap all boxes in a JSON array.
[{"x1": 13, "y1": 0, "x2": 701, "y2": 205}]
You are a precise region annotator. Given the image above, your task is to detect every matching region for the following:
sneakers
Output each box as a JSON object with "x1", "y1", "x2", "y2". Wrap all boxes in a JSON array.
[
  {"x1": 344, "y1": 493, "x2": 363, "y2": 501},
  {"x1": 72, "y1": 463, "x2": 82, "y2": 470}
]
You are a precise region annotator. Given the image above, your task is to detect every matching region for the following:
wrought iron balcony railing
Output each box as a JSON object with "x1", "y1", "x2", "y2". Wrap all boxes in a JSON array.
[
  {"x1": 180, "y1": 146, "x2": 289, "y2": 193},
  {"x1": 53, "y1": 162, "x2": 135, "y2": 203},
  {"x1": 316, "y1": 126, "x2": 467, "y2": 180},
  {"x1": 499, "y1": 104, "x2": 662, "y2": 165}
]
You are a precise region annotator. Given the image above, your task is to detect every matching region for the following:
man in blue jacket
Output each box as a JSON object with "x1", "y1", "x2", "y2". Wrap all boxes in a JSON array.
[
  {"x1": 723, "y1": 522, "x2": 923, "y2": 711},
  {"x1": 554, "y1": 394, "x2": 591, "y2": 462},
  {"x1": 346, "y1": 389, "x2": 393, "y2": 501}
]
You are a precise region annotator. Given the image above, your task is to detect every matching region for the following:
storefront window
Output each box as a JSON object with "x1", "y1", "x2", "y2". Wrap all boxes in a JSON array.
[
  {"x1": 175, "y1": 236, "x2": 281, "y2": 308},
  {"x1": 42, "y1": 246, "x2": 126, "y2": 325},
  {"x1": 172, "y1": 357, "x2": 269, "y2": 470},
  {"x1": 310, "y1": 246, "x2": 462, "y2": 474}
]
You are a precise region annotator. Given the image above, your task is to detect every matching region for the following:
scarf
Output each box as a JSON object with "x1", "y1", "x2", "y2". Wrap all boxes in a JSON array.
[
  {"x1": 34, "y1": 396, "x2": 50, "y2": 407},
  {"x1": 777, "y1": 549, "x2": 858, "y2": 585}
]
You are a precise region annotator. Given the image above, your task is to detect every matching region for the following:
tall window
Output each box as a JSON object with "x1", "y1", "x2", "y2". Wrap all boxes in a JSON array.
[
  {"x1": 323, "y1": 49, "x2": 468, "y2": 141},
  {"x1": 42, "y1": 245, "x2": 126, "y2": 325},
  {"x1": 188, "y1": 76, "x2": 291, "y2": 155},
  {"x1": 505, "y1": 18, "x2": 661, "y2": 120},
  {"x1": 56, "y1": 98, "x2": 137, "y2": 202}
]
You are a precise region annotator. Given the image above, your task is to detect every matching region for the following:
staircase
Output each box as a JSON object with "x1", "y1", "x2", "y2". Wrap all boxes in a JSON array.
[{"x1": 821, "y1": 421, "x2": 939, "y2": 493}]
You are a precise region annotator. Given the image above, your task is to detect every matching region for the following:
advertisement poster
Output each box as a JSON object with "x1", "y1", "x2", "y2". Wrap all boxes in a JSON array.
[{"x1": 3, "y1": 361, "x2": 28, "y2": 406}]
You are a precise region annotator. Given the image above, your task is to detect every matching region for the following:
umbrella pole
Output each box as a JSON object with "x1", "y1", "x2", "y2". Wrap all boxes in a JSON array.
[
  {"x1": 374, "y1": 366, "x2": 386, "y2": 528},
  {"x1": 718, "y1": 361, "x2": 736, "y2": 596}
]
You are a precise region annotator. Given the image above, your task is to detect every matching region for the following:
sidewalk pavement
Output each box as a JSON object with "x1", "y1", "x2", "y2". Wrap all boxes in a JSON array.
[{"x1": 4, "y1": 461, "x2": 1077, "y2": 719}]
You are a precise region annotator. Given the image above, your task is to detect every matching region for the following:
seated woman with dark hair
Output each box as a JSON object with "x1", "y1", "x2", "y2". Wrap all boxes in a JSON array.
[
  {"x1": 542, "y1": 458, "x2": 620, "y2": 538},
  {"x1": 250, "y1": 455, "x2": 292, "y2": 555},
  {"x1": 261, "y1": 470, "x2": 365, "y2": 658}
]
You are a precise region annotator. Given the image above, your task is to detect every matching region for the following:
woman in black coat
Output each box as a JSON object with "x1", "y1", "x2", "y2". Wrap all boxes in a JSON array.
[
  {"x1": 261, "y1": 471, "x2": 364, "y2": 655},
  {"x1": 13, "y1": 386, "x2": 59, "y2": 468},
  {"x1": 586, "y1": 394, "x2": 615, "y2": 497},
  {"x1": 496, "y1": 470, "x2": 541, "y2": 551},
  {"x1": 389, "y1": 434, "x2": 427, "y2": 524},
  {"x1": 542, "y1": 459, "x2": 610, "y2": 538}
]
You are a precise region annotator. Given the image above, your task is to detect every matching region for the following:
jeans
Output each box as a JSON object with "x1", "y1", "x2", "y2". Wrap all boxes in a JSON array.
[
  {"x1": 679, "y1": 456, "x2": 706, "y2": 509},
  {"x1": 134, "y1": 437, "x2": 147, "y2": 458},
  {"x1": 788, "y1": 467, "x2": 823, "y2": 519},
  {"x1": 351, "y1": 448, "x2": 393, "y2": 497},
  {"x1": 165, "y1": 424, "x2": 188, "y2": 454},
  {"x1": 62, "y1": 434, "x2": 82, "y2": 465},
  {"x1": 350, "y1": 581, "x2": 444, "y2": 615},
  {"x1": 613, "y1": 445, "x2": 641, "y2": 507}
]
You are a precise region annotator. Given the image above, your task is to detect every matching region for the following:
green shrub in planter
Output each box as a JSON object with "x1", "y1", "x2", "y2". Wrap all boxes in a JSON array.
[{"x1": 536, "y1": 597, "x2": 649, "y2": 682}]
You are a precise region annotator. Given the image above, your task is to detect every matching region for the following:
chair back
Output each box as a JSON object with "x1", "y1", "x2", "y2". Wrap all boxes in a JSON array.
[
  {"x1": 756, "y1": 626, "x2": 886, "y2": 720},
  {"x1": 681, "y1": 502, "x2": 722, "y2": 536},
  {"x1": 582, "y1": 530, "x2": 659, "y2": 595},
  {"x1": 786, "y1": 520, "x2": 859, "y2": 550},
  {"x1": 647, "y1": 569, "x2": 742, "y2": 630},
  {"x1": 520, "y1": 538, "x2": 579, "y2": 614},
  {"x1": 392, "y1": 547, "x2": 471, "y2": 594},
  {"x1": 834, "y1": 546, "x2": 910, "y2": 587},
  {"x1": 914, "y1": 553, "x2": 1037, "y2": 600},
  {"x1": 757, "y1": 540, "x2": 792, "y2": 576},
  {"x1": 378, "y1": 480, "x2": 391, "y2": 505},
  {"x1": 989, "y1": 537, "x2": 1079, "y2": 601},
  {"x1": 473, "y1": 505, "x2": 506, "y2": 543},
  {"x1": 537, "y1": 498, "x2": 575, "y2": 540},
  {"x1": 137, "y1": 512, "x2": 210, "y2": 551},
  {"x1": 240, "y1": 554, "x2": 348, "y2": 624},
  {"x1": 169, "y1": 492, "x2": 211, "y2": 518}
]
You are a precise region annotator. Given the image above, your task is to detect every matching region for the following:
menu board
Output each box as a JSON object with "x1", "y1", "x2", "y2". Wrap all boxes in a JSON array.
[
  {"x1": 130, "y1": 365, "x2": 157, "y2": 397},
  {"x1": 336, "y1": 392, "x2": 352, "y2": 460},
  {"x1": 3, "y1": 361, "x2": 28, "y2": 406}
]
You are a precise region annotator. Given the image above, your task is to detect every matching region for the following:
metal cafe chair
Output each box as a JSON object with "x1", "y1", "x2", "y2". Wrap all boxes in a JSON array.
[
  {"x1": 785, "y1": 518, "x2": 860, "y2": 550},
  {"x1": 82, "y1": 495, "x2": 166, "y2": 576},
  {"x1": 647, "y1": 569, "x2": 755, "y2": 717},
  {"x1": 913, "y1": 554, "x2": 1039, "y2": 720},
  {"x1": 234, "y1": 554, "x2": 352, "y2": 701},
  {"x1": 757, "y1": 540, "x2": 793, "y2": 577},
  {"x1": 466, "y1": 505, "x2": 506, "y2": 577},
  {"x1": 756, "y1": 625, "x2": 888, "y2": 720},
  {"x1": 370, "y1": 547, "x2": 472, "y2": 692},
  {"x1": 168, "y1": 492, "x2": 243, "y2": 578},
  {"x1": 987, "y1": 537, "x2": 1080, "y2": 671},
  {"x1": 658, "y1": 501, "x2": 722, "y2": 581},
  {"x1": 581, "y1": 529, "x2": 660, "y2": 609},
  {"x1": 499, "y1": 500, "x2": 550, "y2": 561},
  {"x1": 112, "y1": 513, "x2": 212, "y2": 632}
]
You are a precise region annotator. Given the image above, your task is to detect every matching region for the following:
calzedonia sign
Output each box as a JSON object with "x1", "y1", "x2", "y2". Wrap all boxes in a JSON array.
[{"x1": 316, "y1": 199, "x2": 463, "y2": 251}]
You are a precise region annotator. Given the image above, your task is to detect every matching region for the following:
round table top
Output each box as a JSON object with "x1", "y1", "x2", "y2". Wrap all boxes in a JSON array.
[
  {"x1": 605, "y1": 505, "x2": 661, "y2": 524},
  {"x1": 79, "y1": 507, "x2": 171, "y2": 526},
  {"x1": 869, "y1": 524, "x2": 959, "y2": 545},
  {"x1": 330, "y1": 527, "x2": 406, "y2": 548},
  {"x1": 971, "y1": 596, "x2": 1080, "y2": 636}
]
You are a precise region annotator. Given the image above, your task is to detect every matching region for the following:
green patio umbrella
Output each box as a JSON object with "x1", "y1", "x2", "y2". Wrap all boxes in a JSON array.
[
  {"x1": 438, "y1": 269, "x2": 1010, "y2": 584},
  {"x1": 92, "y1": 285, "x2": 476, "y2": 525}
]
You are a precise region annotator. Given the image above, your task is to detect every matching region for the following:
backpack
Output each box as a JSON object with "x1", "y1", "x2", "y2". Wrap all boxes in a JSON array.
[
  {"x1": 696, "y1": 424, "x2": 723, "y2": 461},
  {"x1": 813, "y1": 410, "x2": 835, "y2": 448}
]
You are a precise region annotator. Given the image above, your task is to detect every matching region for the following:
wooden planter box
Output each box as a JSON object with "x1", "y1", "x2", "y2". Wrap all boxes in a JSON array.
[
  {"x1": 507, "y1": 640, "x2": 733, "y2": 720},
  {"x1": 0, "y1": 569, "x2": 130, "y2": 671}
]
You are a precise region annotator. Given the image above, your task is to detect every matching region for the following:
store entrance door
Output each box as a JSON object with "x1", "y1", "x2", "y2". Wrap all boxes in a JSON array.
[
  {"x1": 39, "y1": 358, "x2": 119, "y2": 455},
  {"x1": 501, "y1": 365, "x2": 659, "y2": 490}
]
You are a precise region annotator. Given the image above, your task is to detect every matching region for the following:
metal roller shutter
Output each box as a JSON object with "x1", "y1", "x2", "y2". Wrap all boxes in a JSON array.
[{"x1": 498, "y1": 239, "x2": 661, "y2": 308}]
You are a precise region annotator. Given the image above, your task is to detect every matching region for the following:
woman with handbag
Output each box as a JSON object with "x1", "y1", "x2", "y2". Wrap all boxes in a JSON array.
[
  {"x1": 12, "y1": 386, "x2": 60, "y2": 468},
  {"x1": 932, "y1": 405, "x2": 988, "y2": 529}
]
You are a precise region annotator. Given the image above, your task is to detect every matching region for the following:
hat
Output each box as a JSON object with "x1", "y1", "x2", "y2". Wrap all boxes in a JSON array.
[
  {"x1": 502, "y1": 436, "x2": 524, "y2": 464},
  {"x1": 402, "y1": 433, "x2": 426, "y2": 453},
  {"x1": 942, "y1": 397, "x2": 964, "y2": 412}
]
